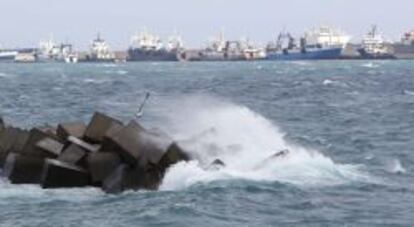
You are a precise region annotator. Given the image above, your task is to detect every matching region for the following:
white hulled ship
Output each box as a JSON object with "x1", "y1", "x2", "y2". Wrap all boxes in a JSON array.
[{"x1": 358, "y1": 25, "x2": 394, "y2": 59}]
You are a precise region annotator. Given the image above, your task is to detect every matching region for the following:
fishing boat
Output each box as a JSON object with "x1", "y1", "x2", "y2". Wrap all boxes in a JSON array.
[
  {"x1": 265, "y1": 26, "x2": 350, "y2": 60},
  {"x1": 358, "y1": 25, "x2": 395, "y2": 59},
  {"x1": 84, "y1": 33, "x2": 115, "y2": 62},
  {"x1": 127, "y1": 30, "x2": 182, "y2": 61},
  {"x1": 179, "y1": 31, "x2": 246, "y2": 61}
]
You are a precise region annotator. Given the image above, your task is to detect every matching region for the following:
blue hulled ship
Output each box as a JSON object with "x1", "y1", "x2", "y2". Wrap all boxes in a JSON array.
[{"x1": 265, "y1": 26, "x2": 350, "y2": 60}]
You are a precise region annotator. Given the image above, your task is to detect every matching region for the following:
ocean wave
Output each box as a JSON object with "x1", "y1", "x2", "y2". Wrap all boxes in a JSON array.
[{"x1": 158, "y1": 95, "x2": 371, "y2": 191}]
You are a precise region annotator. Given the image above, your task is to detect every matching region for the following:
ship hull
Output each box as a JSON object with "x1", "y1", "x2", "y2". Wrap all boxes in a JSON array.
[
  {"x1": 265, "y1": 47, "x2": 343, "y2": 60},
  {"x1": 0, "y1": 51, "x2": 18, "y2": 61},
  {"x1": 127, "y1": 48, "x2": 179, "y2": 61},
  {"x1": 392, "y1": 44, "x2": 414, "y2": 59},
  {"x1": 357, "y1": 49, "x2": 395, "y2": 60},
  {"x1": 178, "y1": 50, "x2": 245, "y2": 61}
]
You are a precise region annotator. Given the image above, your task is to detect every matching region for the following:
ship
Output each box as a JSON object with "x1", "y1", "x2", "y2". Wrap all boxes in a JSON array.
[
  {"x1": 84, "y1": 33, "x2": 115, "y2": 62},
  {"x1": 127, "y1": 30, "x2": 182, "y2": 61},
  {"x1": 265, "y1": 26, "x2": 350, "y2": 60},
  {"x1": 38, "y1": 35, "x2": 78, "y2": 63},
  {"x1": 391, "y1": 30, "x2": 414, "y2": 59},
  {"x1": 357, "y1": 25, "x2": 395, "y2": 59},
  {"x1": 178, "y1": 31, "x2": 248, "y2": 61},
  {"x1": 0, "y1": 49, "x2": 18, "y2": 61}
]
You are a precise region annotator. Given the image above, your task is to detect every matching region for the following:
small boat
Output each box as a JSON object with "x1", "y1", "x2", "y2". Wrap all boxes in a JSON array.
[{"x1": 358, "y1": 25, "x2": 395, "y2": 59}]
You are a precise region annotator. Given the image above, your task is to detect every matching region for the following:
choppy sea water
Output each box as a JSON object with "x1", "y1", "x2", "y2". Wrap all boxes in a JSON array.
[{"x1": 0, "y1": 61, "x2": 413, "y2": 226}]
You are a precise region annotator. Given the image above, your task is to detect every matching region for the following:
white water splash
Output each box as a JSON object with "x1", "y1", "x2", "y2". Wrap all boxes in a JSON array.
[
  {"x1": 362, "y1": 62, "x2": 379, "y2": 68},
  {"x1": 389, "y1": 159, "x2": 406, "y2": 174},
  {"x1": 158, "y1": 95, "x2": 370, "y2": 191}
]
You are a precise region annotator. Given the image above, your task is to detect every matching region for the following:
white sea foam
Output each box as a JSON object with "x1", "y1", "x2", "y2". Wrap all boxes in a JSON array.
[
  {"x1": 158, "y1": 95, "x2": 370, "y2": 191},
  {"x1": 116, "y1": 70, "x2": 128, "y2": 75},
  {"x1": 362, "y1": 62, "x2": 379, "y2": 68},
  {"x1": 389, "y1": 159, "x2": 406, "y2": 174},
  {"x1": 0, "y1": 72, "x2": 14, "y2": 78},
  {"x1": 83, "y1": 78, "x2": 108, "y2": 84}
]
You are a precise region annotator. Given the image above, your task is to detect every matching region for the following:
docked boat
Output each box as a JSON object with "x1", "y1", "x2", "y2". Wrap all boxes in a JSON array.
[
  {"x1": 38, "y1": 35, "x2": 78, "y2": 63},
  {"x1": 265, "y1": 26, "x2": 350, "y2": 60},
  {"x1": 84, "y1": 33, "x2": 115, "y2": 62},
  {"x1": 392, "y1": 30, "x2": 414, "y2": 59},
  {"x1": 0, "y1": 50, "x2": 18, "y2": 61},
  {"x1": 358, "y1": 26, "x2": 395, "y2": 59},
  {"x1": 179, "y1": 32, "x2": 246, "y2": 61},
  {"x1": 127, "y1": 30, "x2": 182, "y2": 61}
]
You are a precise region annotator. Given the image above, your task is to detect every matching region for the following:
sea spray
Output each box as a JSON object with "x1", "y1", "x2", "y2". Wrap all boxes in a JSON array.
[{"x1": 157, "y1": 95, "x2": 370, "y2": 190}]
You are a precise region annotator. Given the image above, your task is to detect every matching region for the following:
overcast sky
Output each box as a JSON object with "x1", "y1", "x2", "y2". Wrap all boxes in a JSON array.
[{"x1": 1, "y1": 0, "x2": 412, "y2": 49}]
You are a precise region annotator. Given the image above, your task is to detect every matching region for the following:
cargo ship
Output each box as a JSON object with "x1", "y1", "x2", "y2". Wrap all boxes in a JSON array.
[
  {"x1": 84, "y1": 33, "x2": 115, "y2": 62},
  {"x1": 392, "y1": 30, "x2": 414, "y2": 59},
  {"x1": 358, "y1": 25, "x2": 395, "y2": 59},
  {"x1": 265, "y1": 26, "x2": 350, "y2": 60},
  {"x1": 127, "y1": 30, "x2": 182, "y2": 61}
]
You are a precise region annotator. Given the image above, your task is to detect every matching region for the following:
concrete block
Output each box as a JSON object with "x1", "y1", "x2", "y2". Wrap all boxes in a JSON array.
[
  {"x1": 58, "y1": 144, "x2": 87, "y2": 165},
  {"x1": 87, "y1": 152, "x2": 121, "y2": 184},
  {"x1": 67, "y1": 136, "x2": 100, "y2": 153},
  {"x1": 57, "y1": 122, "x2": 86, "y2": 140},
  {"x1": 0, "y1": 128, "x2": 30, "y2": 167},
  {"x1": 207, "y1": 159, "x2": 225, "y2": 171},
  {"x1": 0, "y1": 117, "x2": 4, "y2": 133},
  {"x1": 36, "y1": 138, "x2": 64, "y2": 157},
  {"x1": 41, "y1": 159, "x2": 90, "y2": 188},
  {"x1": 101, "y1": 163, "x2": 160, "y2": 193},
  {"x1": 107, "y1": 120, "x2": 172, "y2": 167},
  {"x1": 102, "y1": 164, "x2": 128, "y2": 194},
  {"x1": 84, "y1": 112, "x2": 123, "y2": 144},
  {"x1": 101, "y1": 123, "x2": 124, "y2": 151},
  {"x1": 21, "y1": 128, "x2": 57, "y2": 158},
  {"x1": 158, "y1": 142, "x2": 190, "y2": 173},
  {"x1": 3, "y1": 153, "x2": 44, "y2": 184}
]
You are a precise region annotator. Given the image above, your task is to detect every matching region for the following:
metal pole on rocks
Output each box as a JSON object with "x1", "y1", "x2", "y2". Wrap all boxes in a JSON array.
[{"x1": 135, "y1": 92, "x2": 150, "y2": 119}]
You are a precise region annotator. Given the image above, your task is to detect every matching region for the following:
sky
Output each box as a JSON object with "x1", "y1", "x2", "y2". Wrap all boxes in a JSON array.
[{"x1": 0, "y1": 0, "x2": 413, "y2": 50}]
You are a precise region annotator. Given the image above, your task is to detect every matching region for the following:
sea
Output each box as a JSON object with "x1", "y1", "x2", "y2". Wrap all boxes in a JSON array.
[{"x1": 0, "y1": 60, "x2": 413, "y2": 226}]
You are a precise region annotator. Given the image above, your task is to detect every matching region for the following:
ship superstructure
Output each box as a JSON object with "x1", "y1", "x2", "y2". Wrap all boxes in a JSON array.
[
  {"x1": 358, "y1": 25, "x2": 394, "y2": 59},
  {"x1": 127, "y1": 29, "x2": 182, "y2": 61}
]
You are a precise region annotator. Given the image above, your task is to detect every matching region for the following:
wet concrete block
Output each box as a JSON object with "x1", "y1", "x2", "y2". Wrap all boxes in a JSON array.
[
  {"x1": 0, "y1": 128, "x2": 30, "y2": 167},
  {"x1": 87, "y1": 152, "x2": 121, "y2": 184},
  {"x1": 3, "y1": 153, "x2": 45, "y2": 184},
  {"x1": 67, "y1": 136, "x2": 100, "y2": 153},
  {"x1": 107, "y1": 120, "x2": 172, "y2": 167},
  {"x1": 57, "y1": 122, "x2": 86, "y2": 140},
  {"x1": 0, "y1": 117, "x2": 4, "y2": 133},
  {"x1": 41, "y1": 159, "x2": 90, "y2": 188},
  {"x1": 84, "y1": 112, "x2": 123, "y2": 144},
  {"x1": 105, "y1": 120, "x2": 144, "y2": 165},
  {"x1": 21, "y1": 128, "x2": 57, "y2": 158},
  {"x1": 207, "y1": 159, "x2": 226, "y2": 171},
  {"x1": 101, "y1": 123, "x2": 125, "y2": 151},
  {"x1": 158, "y1": 142, "x2": 190, "y2": 173},
  {"x1": 102, "y1": 164, "x2": 159, "y2": 193},
  {"x1": 36, "y1": 138, "x2": 64, "y2": 157},
  {"x1": 102, "y1": 164, "x2": 128, "y2": 194},
  {"x1": 58, "y1": 144, "x2": 87, "y2": 165}
]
